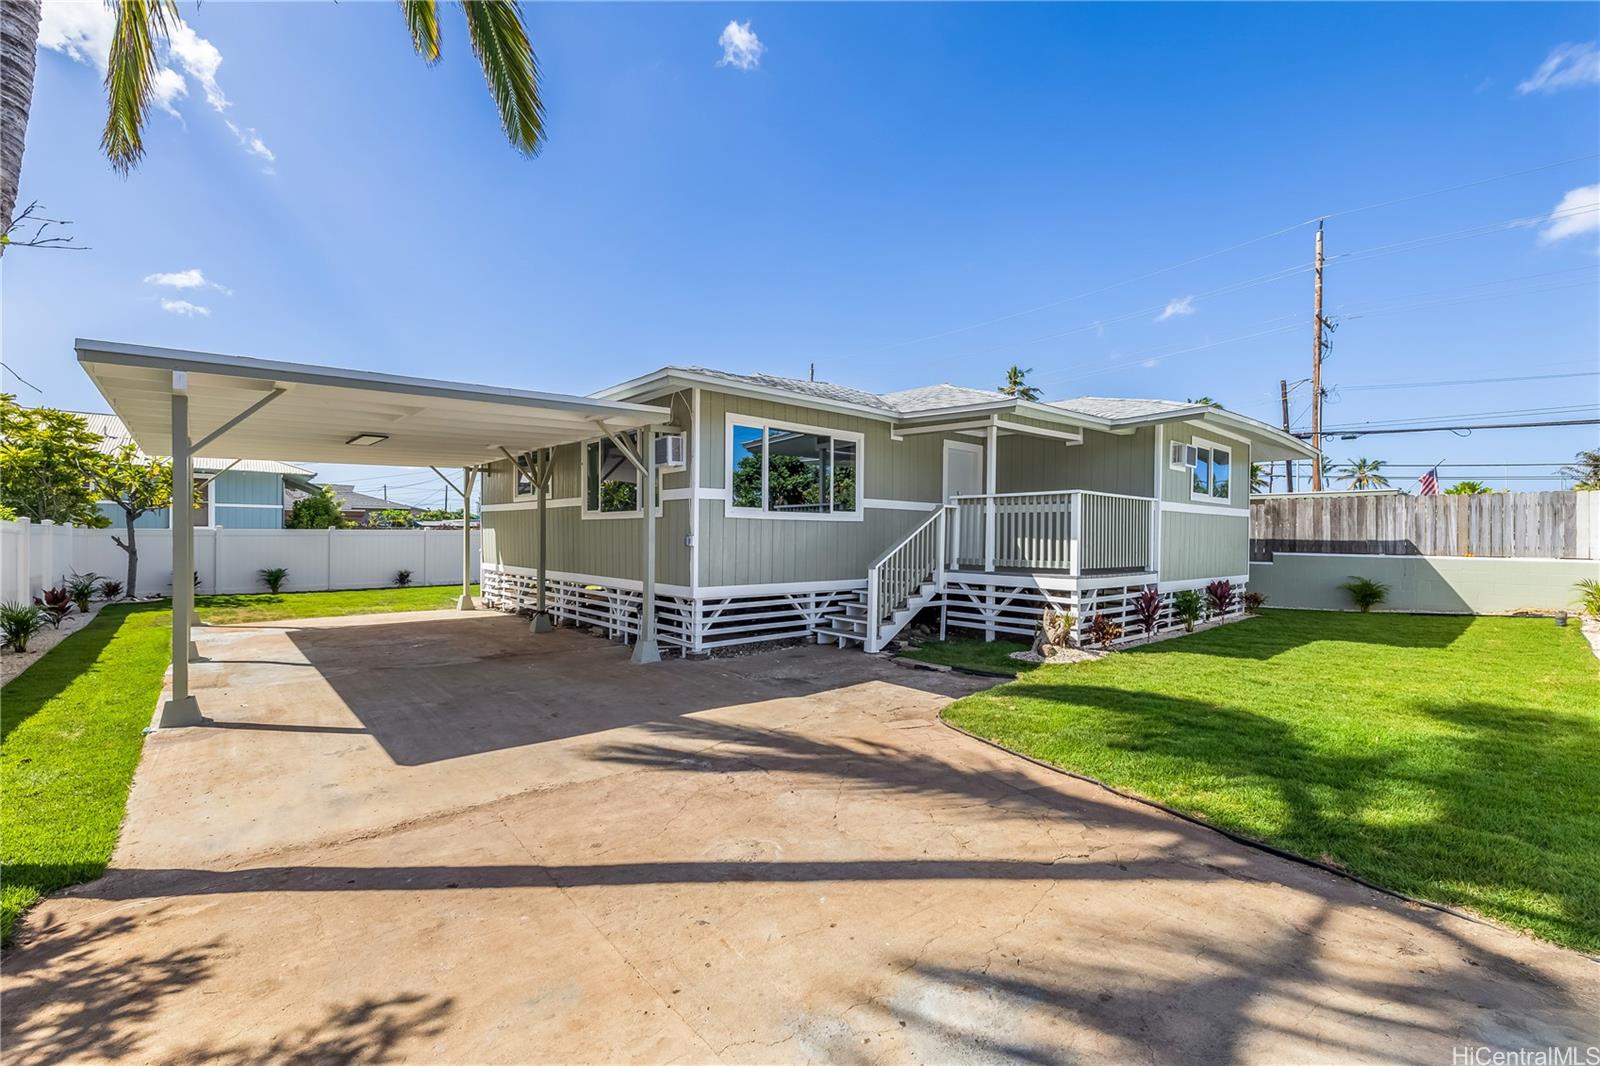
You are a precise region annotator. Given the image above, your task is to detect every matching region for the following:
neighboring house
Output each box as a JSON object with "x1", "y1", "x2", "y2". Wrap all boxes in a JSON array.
[
  {"x1": 282, "y1": 479, "x2": 424, "y2": 527},
  {"x1": 80, "y1": 412, "x2": 310, "y2": 530},
  {"x1": 478, "y1": 366, "x2": 1316, "y2": 653}
]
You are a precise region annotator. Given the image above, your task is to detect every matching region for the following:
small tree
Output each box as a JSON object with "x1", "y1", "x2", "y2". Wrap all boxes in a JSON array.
[
  {"x1": 1444, "y1": 480, "x2": 1492, "y2": 495},
  {"x1": 1560, "y1": 449, "x2": 1600, "y2": 490},
  {"x1": 998, "y1": 366, "x2": 1041, "y2": 402},
  {"x1": 84, "y1": 444, "x2": 179, "y2": 599},
  {"x1": 1340, "y1": 576, "x2": 1390, "y2": 613},
  {"x1": 288, "y1": 487, "x2": 352, "y2": 530},
  {"x1": 0, "y1": 395, "x2": 110, "y2": 527}
]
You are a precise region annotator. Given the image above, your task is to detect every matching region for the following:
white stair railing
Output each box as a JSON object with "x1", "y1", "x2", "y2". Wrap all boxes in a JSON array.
[{"x1": 865, "y1": 507, "x2": 946, "y2": 653}]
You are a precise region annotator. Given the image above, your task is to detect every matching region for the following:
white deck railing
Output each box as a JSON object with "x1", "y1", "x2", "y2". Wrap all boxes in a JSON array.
[
  {"x1": 865, "y1": 507, "x2": 946, "y2": 650},
  {"x1": 947, "y1": 490, "x2": 1155, "y2": 575}
]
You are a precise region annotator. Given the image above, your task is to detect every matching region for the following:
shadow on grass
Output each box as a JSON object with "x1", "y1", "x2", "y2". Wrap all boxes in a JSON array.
[
  {"x1": 1117, "y1": 609, "x2": 1475, "y2": 661},
  {"x1": 984, "y1": 675, "x2": 1600, "y2": 950},
  {"x1": 1, "y1": 602, "x2": 168, "y2": 745}
]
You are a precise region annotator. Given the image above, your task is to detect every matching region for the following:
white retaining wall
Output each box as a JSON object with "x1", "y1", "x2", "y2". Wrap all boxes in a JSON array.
[{"x1": 0, "y1": 518, "x2": 480, "y2": 600}]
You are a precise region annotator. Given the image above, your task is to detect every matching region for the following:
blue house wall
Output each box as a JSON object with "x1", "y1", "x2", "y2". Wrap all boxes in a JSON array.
[{"x1": 97, "y1": 470, "x2": 286, "y2": 530}]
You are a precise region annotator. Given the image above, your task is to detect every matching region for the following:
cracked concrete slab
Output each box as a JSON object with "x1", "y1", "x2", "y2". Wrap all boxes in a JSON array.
[{"x1": 2, "y1": 610, "x2": 1594, "y2": 1064}]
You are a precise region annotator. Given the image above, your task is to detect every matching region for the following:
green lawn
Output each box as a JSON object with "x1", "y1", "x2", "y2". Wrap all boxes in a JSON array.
[
  {"x1": 901, "y1": 637, "x2": 1041, "y2": 675},
  {"x1": 0, "y1": 584, "x2": 477, "y2": 944},
  {"x1": 936, "y1": 610, "x2": 1600, "y2": 952}
]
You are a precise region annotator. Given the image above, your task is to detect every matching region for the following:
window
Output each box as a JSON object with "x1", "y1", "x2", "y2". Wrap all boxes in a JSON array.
[
  {"x1": 585, "y1": 435, "x2": 641, "y2": 515},
  {"x1": 727, "y1": 417, "x2": 861, "y2": 519},
  {"x1": 513, "y1": 452, "x2": 536, "y2": 499},
  {"x1": 1178, "y1": 437, "x2": 1232, "y2": 502}
]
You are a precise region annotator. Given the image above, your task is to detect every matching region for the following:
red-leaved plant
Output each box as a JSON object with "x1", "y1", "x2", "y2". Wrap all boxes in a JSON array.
[
  {"x1": 1133, "y1": 586, "x2": 1164, "y2": 640},
  {"x1": 1204, "y1": 579, "x2": 1236, "y2": 618},
  {"x1": 33, "y1": 587, "x2": 73, "y2": 629}
]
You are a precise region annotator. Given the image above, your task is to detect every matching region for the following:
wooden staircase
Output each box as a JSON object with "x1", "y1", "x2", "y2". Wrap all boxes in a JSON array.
[
  {"x1": 813, "y1": 579, "x2": 939, "y2": 650},
  {"x1": 813, "y1": 506, "x2": 946, "y2": 653}
]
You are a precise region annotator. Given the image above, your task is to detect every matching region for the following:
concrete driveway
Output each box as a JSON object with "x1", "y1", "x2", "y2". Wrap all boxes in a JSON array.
[{"x1": 3, "y1": 610, "x2": 1594, "y2": 1064}]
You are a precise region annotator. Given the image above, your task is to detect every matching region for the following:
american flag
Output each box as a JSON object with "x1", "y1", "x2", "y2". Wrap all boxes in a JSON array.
[{"x1": 1418, "y1": 468, "x2": 1440, "y2": 496}]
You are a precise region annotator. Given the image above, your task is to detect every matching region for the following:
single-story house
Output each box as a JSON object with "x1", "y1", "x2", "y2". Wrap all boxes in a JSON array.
[
  {"x1": 478, "y1": 367, "x2": 1317, "y2": 652},
  {"x1": 81, "y1": 412, "x2": 310, "y2": 529},
  {"x1": 282, "y1": 478, "x2": 424, "y2": 527}
]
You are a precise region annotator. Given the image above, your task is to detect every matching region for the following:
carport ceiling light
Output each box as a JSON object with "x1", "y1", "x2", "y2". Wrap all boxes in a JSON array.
[{"x1": 345, "y1": 433, "x2": 389, "y2": 447}]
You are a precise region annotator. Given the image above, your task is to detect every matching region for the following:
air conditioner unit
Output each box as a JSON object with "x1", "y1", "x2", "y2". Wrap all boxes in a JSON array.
[{"x1": 654, "y1": 433, "x2": 686, "y2": 471}]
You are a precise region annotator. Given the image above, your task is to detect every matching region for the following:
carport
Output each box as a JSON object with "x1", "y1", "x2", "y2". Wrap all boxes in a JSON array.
[{"x1": 76, "y1": 339, "x2": 672, "y2": 728}]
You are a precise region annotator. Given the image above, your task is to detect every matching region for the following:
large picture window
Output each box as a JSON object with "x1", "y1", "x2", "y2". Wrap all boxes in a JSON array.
[{"x1": 728, "y1": 417, "x2": 860, "y2": 519}]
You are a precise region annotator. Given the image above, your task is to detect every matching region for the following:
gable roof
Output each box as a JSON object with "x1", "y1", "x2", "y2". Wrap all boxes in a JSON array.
[
  {"x1": 73, "y1": 412, "x2": 313, "y2": 476},
  {"x1": 662, "y1": 366, "x2": 897, "y2": 413},
  {"x1": 880, "y1": 383, "x2": 1009, "y2": 413},
  {"x1": 283, "y1": 483, "x2": 422, "y2": 512}
]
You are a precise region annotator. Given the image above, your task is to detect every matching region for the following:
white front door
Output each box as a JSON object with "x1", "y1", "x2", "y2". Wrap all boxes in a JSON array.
[{"x1": 943, "y1": 440, "x2": 985, "y2": 502}]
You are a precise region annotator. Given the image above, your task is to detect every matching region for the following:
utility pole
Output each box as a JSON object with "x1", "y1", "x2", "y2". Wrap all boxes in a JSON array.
[
  {"x1": 1280, "y1": 378, "x2": 1294, "y2": 492},
  {"x1": 1310, "y1": 222, "x2": 1326, "y2": 491}
]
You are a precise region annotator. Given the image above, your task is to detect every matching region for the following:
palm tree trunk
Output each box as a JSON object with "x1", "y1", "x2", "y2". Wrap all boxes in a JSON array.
[{"x1": 0, "y1": 0, "x2": 43, "y2": 247}]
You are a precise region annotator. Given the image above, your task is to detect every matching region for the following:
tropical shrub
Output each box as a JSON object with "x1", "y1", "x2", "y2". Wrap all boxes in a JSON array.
[
  {"x1": 33, "y1": 587, "x2": 72, "y2": 629},
  {"x1": 66, "y1": 571, "x2": 102, "y2": 612},
  {"x1": 1205, "y1": 579, "x2": 1236, "y2": 617},
  {"x1": 100, "y1": 579, "x2": 124, "y2": 600},
  {"x1": 1086, "y1": 613, "x2": 1123, "y2": 649},
  {"x1": 1241, "y1": 590, "x2": 1267, "y2": 613},
  {"x1": 395, "y1": 569, "x2": 414, "y2": 587},
  {"x1": 288, "y1": 486, "x2": 352, "y2": 530},
  {"x1": 1132, "y1": 587, "x2": 1164, "y2": 640},
  {"x1": 0, "y1": 602, "x2": 47, "y2": 652},
  {"x1": 1574, "y1": 579, "x2": 1600, "y2": 620},
  {"x1": 1340, "y1": 576, "x2": 1390, "y2": 613},
  {"x1": 259, "y1": 567, "x2": 290, "y2": 594},
  {"x1": 1172, "y1": 589, "x2": 1204, "y2": 632}
]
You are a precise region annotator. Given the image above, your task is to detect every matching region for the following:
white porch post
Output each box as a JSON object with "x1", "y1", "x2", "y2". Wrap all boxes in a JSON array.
[
  {"x1": 457, "y1": 466, "x2": 476, "y2": 610},
  {"x1": 983, "y1": 422, "x2": 998, "y2": 573},
  {"x1": 158, "y1": 372, "x2": 202, "y2": 728},
  {"x1": 531, "y1": 449, "x2": 553, "y2": 632},
  {"x1": 632, "y1": 424, "x2": 661, "y2": 664}
]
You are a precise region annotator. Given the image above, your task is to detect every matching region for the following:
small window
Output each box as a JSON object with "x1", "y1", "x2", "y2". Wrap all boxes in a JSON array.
[
  {"x1": 585, "y1": 436, "x2": 641, "y2": 514},
  {"x1": 1185, "y1": 439, "x2": 1232, "y2": 502},
  {"x1": 513, "y1": 453, "x2": 535, "y2": 499},
  {"x1": 728, "y1": 418, "x2": 860, "y2": 517}
]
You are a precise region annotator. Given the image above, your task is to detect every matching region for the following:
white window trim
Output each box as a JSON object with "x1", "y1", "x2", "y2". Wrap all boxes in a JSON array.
[
  {"x1": 723, "y1": 412, "x2": 865, "y2": 523},
  {"x1": 1188, "y1": 435, "x2": 1234, "y2": 505},
  {"x1": 581, "y1": 435, "x2": 663, "y2": 520}
]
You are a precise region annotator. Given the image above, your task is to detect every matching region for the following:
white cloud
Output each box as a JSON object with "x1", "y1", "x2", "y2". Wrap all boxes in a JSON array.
[
  {"x1": 1517, "y1": 42, "x2": 1600, "y2": 94},
  {"x1": 718, "y1": 20, "x2": 765, "y2": 71},
  {"x1": 144, "y1": 268, "x2": 231, "y2": 294},
  {"x1": 1539, "y1": 184, "x2": 1600, "y2": 244},
  {"x1": 38, "y1": 6, "x2": 273, "y2": 167},
  {"x1": 1156, "y1": 295, "x2": 1196, "y2": 321},
  {"x1": 160, "y1": 299, "x2": 211, "y2": 318}
]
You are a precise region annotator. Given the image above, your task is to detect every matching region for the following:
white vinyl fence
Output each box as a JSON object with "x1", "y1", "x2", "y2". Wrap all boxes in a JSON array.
[{"x1": 0, "y1": 518, "x2": 480, "y2": 602}]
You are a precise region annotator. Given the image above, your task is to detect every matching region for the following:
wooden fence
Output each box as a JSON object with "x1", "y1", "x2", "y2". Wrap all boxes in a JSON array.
[{"x1": 1249, "y1": 491, "x2": 1599, "y2": 561}]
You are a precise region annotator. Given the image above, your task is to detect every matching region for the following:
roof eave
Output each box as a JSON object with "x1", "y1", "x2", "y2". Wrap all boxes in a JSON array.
[{"x1": 594, "y1": 367, "x2": 902, "y2": 421}]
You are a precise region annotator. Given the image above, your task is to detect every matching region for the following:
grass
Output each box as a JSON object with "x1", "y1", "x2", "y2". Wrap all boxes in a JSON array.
[
  {"x1": 0, "y1": 584, "x2": 477, "y2": 944},
  {"x1": 900, "y1": 637, "x2": 1040, "y2": 675},
  {"x1": 197, "y1": 582, "x2": 477, "y2": 624},
  {"x1": 935, "y1": 610, "x2": 1600, "y2": 952}
]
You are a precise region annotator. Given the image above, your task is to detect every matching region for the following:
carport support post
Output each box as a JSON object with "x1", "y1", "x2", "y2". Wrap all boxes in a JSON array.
[
  {"x1": 531, "y1": 449, "x2": 553, "y2": 633},
  {"x1": 631, "y1": 424, "x2": 661, "y2": 664},
  {"x1": 158, "y1": 374, "x2": 202, "y2": 728},
  {"x1": 457, "y1": 466, "x2": 476, "y2": 611}
]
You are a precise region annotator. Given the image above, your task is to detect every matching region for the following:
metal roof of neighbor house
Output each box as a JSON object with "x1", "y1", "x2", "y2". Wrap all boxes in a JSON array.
[
  {"x1": 72, "y1": 411, "x2": 314, "y2": 475},
  {"x1": 284, "y1": 483, "x2": 422, "y2": 512}
]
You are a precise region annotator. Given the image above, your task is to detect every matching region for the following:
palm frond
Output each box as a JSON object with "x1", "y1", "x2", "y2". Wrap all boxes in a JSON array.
[
  {"x1": 458, "y1": 0, "x2": 544, "y2": 155},
  {"x1": 400, "y1": 0, "x2": 442, "y2": 64},
  {"x1": 102, "y1": 0, "x2": 180, "y2": 175}
]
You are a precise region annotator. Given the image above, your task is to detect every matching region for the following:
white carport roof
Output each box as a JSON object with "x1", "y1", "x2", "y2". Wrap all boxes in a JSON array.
[{"x1": 76, "y1": 339, "x2": 669, "y2": 467}]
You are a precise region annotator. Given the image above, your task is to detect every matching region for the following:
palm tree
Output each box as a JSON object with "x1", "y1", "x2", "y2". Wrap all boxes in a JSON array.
[
  {"x1": 1186, "y1": 396, "x2": 1224, "y2": 409},
  {"x1": 1250, "y1": 462, "x2": 1271, "y2": 493},
  {"x1": 1338, "y1": 457, "x2": 1390, "y2": 490},
  {"x1": 0, "y1": 0, "x2": 43, "y2": 242},
  {"x1": 1, "y1": 0, "x2": 542, "y2": 242},
  {"x1": 998, "y1": 366, "x2": 1041, "y2": 401},
  {"x1": 1443, "y1": 480, "x2": 1492, "y2": 495},
  {"x1": 1560, "y1": 448, "x2": 1600, "y2": 490}
]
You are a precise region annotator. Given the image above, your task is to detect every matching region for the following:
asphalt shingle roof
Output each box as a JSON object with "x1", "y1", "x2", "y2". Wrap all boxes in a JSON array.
[
  {"x1": 880, "y1": 383, "x2": 1009, "y2": 413},
  {"x1": 1045, "y1": 397, "x2": 1198, "y2": 421}
]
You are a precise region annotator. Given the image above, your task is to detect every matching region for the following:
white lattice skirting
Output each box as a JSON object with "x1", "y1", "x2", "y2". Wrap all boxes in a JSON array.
[
  {"x1": 940, "y1": 578, "x2": 1249, "y2": 647},
  {"x1": 480, "y1": 564, "x2": 861, "y2": 652}
]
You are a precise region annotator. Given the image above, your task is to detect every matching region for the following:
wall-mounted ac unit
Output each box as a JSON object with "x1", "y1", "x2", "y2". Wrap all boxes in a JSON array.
[{"x1": 655, "y1": 433, "x2": 687, "y2": 471}]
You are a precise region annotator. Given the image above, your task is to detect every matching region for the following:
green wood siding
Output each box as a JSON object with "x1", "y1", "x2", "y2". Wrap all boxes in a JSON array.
[
  {"x1": 482, "y1": 499, "x2": 690, "y2": 586},
  {"x1": 697, "y1": 499, "x2": 930, "y2": 586},
  {"x1": 1160, "y1": 509, "x2": 1250, "y2": 581},
  {"x1": 997, "y1": 426, "x2": 1156, "y2": 496},
  {"x1": 1160, "y1": 424, "x2": 1250, "y2": 508}
]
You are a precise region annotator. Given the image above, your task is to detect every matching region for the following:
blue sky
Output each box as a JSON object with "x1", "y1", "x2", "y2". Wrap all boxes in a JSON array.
[{"x1": 5, "y1": 1, "x2": 1597, "y2": 506}]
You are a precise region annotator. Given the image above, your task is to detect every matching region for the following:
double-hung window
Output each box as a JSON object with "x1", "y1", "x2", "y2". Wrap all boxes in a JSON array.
[{"x1": 728, "y1": 417, "x2": 861, "y2": 519}]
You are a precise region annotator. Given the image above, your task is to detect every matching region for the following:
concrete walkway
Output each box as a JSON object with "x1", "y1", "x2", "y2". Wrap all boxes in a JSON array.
[{"x1": 3, "y1": 611, "x2": 1595, "y2": 1064}]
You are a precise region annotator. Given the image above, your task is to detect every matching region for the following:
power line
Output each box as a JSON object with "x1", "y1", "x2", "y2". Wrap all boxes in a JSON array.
[
  {"x1": 1338, "y1": 371, "x2": 1600, "y2": 392},
  {"x1": 1297, "y1": 417, "x2": 1600, "y2": 439},
  {"x1": 0, "y1": 363, "x2": 44, "y2": 394}
]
